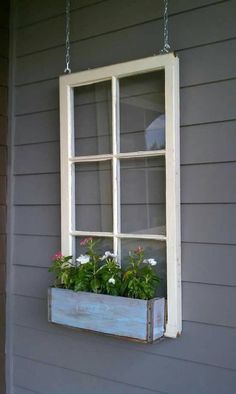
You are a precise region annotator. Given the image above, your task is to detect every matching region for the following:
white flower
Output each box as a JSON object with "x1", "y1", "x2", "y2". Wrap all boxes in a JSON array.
[
  {"x1": 143, "y1": 258, "x2": 157, "y2": 266},
  {"x1": 76, "y1": 254, "x2": 90, "y2": 265},
  {"x1": 100, "y1": 251, "x2": 116, "y2": 261},
  {"x1": 108, "y1": 277, "x2": 116, "y2": 285}
]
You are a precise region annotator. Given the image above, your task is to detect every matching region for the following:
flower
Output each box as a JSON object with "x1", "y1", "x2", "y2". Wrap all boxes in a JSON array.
[
  {"x1": 108, "y1": 277, "x2": 116, "y2": 285},
  {"x1": 134, "y1": 246, "x2": 144, "y2": 254},
  {"x1": 100, "y1": 251, "x2": 116, "y2": 260},
  {"x1": 143, "y1": 258, "x2": 157, "y2": 266},
  {"x1": 80, "y1": 237, "x2": 93, "y2": 246},
  {"x1": 76, "y1": 254, "x2": 90, "y2": 265},
  {"x1": 52, "y1": 251, "x2": 63, "y2": 261}
]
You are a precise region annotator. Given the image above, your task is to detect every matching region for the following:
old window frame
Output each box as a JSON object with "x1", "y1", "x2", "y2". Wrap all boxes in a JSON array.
[{"x1": 59, "y1": 53, "x2": 181, "y2": 338}]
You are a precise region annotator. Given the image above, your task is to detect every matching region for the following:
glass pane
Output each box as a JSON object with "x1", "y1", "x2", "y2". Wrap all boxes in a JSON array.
[
  {"x1": 76, "y1": 237, "x2": 113, "y2": 258},
  {"x1": 120, "y1": 157, "x2": 166, "y2": 235},
  {"x1": 119, "y1": 70, "x2": 165, "y2": 152},
  {"x1": 74, "y1": 81, "x2": 112, "y2": 156},
  {"x1": 75, "y1": 162, "x2": 113, "y2": 232},
  {"x1": 121, "y1": 238, "x2": 166, "y2": 298}
]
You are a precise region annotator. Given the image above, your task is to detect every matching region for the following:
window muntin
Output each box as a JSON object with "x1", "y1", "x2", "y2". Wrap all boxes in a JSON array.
[{"x1": 60, "y1": 54, "x2": 181, "y2": 338}]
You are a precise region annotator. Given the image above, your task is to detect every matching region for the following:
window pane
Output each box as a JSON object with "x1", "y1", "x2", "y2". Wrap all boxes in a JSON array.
[
  {"x1": 76, "y1": 237, "x2": 113, "y2": 258},
  {"x1": 119, "y1": 70, "x2": 165, "y2": 152},
  {"x1": 74, "y1": 81, "x2": 112, "y2": 156},
  {"x1": 120, "y1": 157, "x2": 166, "y2": 235},
  {"x1": 75, "y1": 162, "x2": 113, "y2": 232},
  {"x1": 121, "y1": 238, "x2": 166, "y2": 298}
]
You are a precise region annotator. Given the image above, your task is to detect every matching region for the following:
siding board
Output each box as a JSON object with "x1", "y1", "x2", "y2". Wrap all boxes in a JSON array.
[
  {"x1": 15, "y1": 79, "x2": 236, "y2": 126},
  {"x1": 0, "y1": 295, "x2": 5, "y2": 328},
  {"x1": 0, "y1": 176, "x2": 7, "y2": 204},
  {"x1": 0, "y1": 116, "x2": 7, "y2": 146},
  {"x1": 182, "y1": 243, "x2": 236, "y2": 286},
  {"x1": 182, "y1": 204, "x2": 236, "y2": 244},
  {"x1": 0, "y1": 235, "x2": 6, "y2": 264},
  {"x1": 179, "y1": 39, "x2": 236, "y2": 87},
  {"x1": 13, "y1": 328, "x2": 236, "y2": 394},
  {"x1": 0, "y1": 146, "x2": 7, "y2": 175},
  {"x1": 0, "y1": 206, "x2": 6, "y2": 235},
  {"x1": 13, "y1": 162, "x2": 236, "y2": 205},
  {"x1": 0, "y1": 353, "x2": 5, "y2": 394},
  {"x1": 16, "y1": 0, "x2": 225, "y2": 29},
  {"x1": 14, "y1": 162, "x2": 236, "y2": 205},
  {"x1": 14, "y1": 206, "x2": 60, "y2": 236},
  {"x1": 13, "y1": 235, "x2": 60, "y2": 268},
  {"x1": 15, "y1": 110, "x2": 59, "y2": 145},
  {"x1": 181, "y1": 79, "x2": 236, "y2": 126},
  {"x1": 0, "y1": 264, "x2": 5, "y2": 294},
  {"x1": 10, "y1": 0, "x2": 236, "y2": 393},
  {"x1": 14, "y1": 142, "x2": 60, "y2": 175},
  {"x1": 14, "y1": 117, "x2": 236, "y2": 167},
  {"x1": 14, "y1": 356, "x2": 167, "y2": 394},
  {"x1": 16, "y1": 0, "x2": 111, "y2": 28},
  {"x1": 15, "y1": 80, "x2": 58, "y2": 115},
  {"x1": 14, "y1": 387, "x2": 40, "y2": 394},
  {"x1": 13, "y1": 203, "x2": 236, "y2": 242},
  {"x1": 183, "y1": 282, "x2": 236, "y2": 327},
  {"x1": 0, "y1": 8, "x2": 7, "y2": 387},
  {"x1": 14, "y1": 266, "x2": 53, "y2": 299},
  {"x1": 181, "y1": 162, "x2": 236, "y2": 203},
  {"x1": 0, "y1": 325, "x2": 5, "y2": 353},
  {"x1": 14, "y1": 174, "x2": 60, "y2": 205},
  {"x1": 16, "y1": 1, "x2": 235, "y2": 57},
  {"x1": 15, "y1": 38, "x2": 236, "y2": 87},
  {"x1": 14, "y1": 295, "x2": 236, "y2": 371},
  {"x1": 181, "y1": 120, "x2": 236, "y2": 164}
]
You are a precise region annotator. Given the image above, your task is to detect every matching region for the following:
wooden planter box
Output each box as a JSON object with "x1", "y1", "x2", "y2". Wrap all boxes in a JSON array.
[{"x1": 48, "y1": 288, "x2": 165, "y2": 343}]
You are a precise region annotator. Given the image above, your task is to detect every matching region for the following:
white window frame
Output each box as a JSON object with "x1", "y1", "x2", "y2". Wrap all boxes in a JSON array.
[{"x1": 59, "y1": 53, "x2": 181, "y2": 338}]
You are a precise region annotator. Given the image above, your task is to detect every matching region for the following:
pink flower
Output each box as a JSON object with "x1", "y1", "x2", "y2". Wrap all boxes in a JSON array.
[
  {"x1": 80, "y1": 237, "x2": 93, "y2": 246},
  {"x1": 134, "y1": 246, "x2": 144, "y2": 254},
  {"x1": 52, "y1": 251, "x2": 63, "y2": 261}
]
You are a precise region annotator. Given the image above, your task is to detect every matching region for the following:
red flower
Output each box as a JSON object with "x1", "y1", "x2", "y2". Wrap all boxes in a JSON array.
[
  {"x1": 52, "y1": 251, "x2": 63, "y2": 261},
  {"x1": 80, "y1": 237, "x2": 93, "y2": 246}
]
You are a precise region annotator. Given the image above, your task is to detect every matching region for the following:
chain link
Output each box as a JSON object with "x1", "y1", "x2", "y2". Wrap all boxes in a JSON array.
[
  {"x1": 63, "y1": 0, "x2": 169, "y2": 71},
  {"x1": 64, "y1": 0, "x2": 71, "y2": 73},
  {"x1": 160, "y1": 0, "x2": 171, "y2": 54}
]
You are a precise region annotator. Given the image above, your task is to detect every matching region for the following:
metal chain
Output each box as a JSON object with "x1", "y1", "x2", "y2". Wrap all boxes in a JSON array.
[
  {"x1": 160, "y1": 0, "x2": 171, "y2": 54},
  {"x1": 64, "y1": 0, "x2": 71, "y2": 73}
]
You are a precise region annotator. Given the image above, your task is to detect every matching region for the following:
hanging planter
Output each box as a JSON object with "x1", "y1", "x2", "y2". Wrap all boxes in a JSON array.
[
  {"x1": 54, "y1": 0, "x2": 178, "y2": 344},
  {"x1": 48, "y1": 239, "x2": 165, "y2": 343}
]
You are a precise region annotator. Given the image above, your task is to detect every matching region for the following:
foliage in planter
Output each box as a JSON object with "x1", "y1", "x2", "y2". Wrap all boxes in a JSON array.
[{"x1": 49, "y1": 237, "x2": 160, "y2": 300}]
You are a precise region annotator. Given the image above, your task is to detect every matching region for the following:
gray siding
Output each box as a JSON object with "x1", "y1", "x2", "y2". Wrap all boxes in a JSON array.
[
  {"x1": 8, "y1": 0, "x2": 236, "y2": 393},
  {"x1": 0, "y1": 1, "x2": 9, "y2": 393}
]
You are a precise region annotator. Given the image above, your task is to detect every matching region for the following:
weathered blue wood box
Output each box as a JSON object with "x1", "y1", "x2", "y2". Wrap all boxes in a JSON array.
[{"x1": 48, "y1": 288, "x2": 165, "y2": 343}]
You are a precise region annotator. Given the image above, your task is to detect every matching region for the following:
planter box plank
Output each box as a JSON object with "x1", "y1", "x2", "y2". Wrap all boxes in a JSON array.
[
  {"x1": 49, "y1": 288, "x2": 165, "y2": 342},
  {"x1": 153, "y1": 297, "x2": 165, "y2": 341}
]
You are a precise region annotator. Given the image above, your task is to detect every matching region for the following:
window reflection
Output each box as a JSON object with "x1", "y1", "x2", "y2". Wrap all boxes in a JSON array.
[{"x1": 120, "y1": 70, "x2": 165, "y2": 153}]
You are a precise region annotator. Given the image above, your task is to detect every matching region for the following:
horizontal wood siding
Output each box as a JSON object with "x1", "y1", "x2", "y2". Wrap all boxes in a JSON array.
[
  {"x1": 9, "y1": 0, "x2": 236, "y2": 393},
  {"x1": 0, "y1": 2, "x2": 9, "y2": 393}
]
